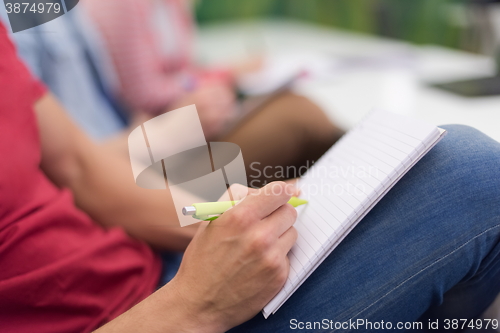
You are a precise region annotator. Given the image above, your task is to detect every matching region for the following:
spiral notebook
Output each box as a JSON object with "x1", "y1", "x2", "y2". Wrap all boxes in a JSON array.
[{"x1": 263, "y1": 111, "x2": 446, "y2": 318}]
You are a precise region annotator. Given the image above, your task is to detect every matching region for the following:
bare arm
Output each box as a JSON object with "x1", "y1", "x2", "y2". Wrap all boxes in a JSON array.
[{"x1": 34, "y1": 93, "x2": 197, "y2": 250}]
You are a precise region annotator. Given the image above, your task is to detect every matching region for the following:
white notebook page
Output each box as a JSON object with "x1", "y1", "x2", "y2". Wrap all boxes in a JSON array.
[{"x1": 263, "y1": 111, "x2": 446, "y2": 318}]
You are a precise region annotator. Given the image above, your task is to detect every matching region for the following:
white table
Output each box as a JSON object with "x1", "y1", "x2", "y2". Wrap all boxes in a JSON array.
[{"x1": 196, "y1": 20, "x2": 499, "y2": 142}]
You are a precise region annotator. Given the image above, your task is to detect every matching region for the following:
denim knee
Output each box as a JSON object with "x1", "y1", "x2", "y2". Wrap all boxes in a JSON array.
[{"x1": 436, "y1": 124, "x2": 500, "y2": 216}]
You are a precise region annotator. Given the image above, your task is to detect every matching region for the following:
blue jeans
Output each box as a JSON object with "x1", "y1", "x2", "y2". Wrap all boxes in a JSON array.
[
  {"x1": 163, "y1": 125, "x2": 500, "y2": 332},
  {"x1": 158, "y1": 251, "x2": 183, "y2": 287}
]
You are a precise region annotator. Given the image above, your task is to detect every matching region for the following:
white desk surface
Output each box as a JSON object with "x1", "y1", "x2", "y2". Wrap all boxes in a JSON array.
[{"x1": 196, "y1": 20, "x2": 500, "y2": 142}]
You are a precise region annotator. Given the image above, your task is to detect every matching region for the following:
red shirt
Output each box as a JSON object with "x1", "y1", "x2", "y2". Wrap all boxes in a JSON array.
[{"x1": 0, "y1": 23, "x2": 161, "y2": 332}]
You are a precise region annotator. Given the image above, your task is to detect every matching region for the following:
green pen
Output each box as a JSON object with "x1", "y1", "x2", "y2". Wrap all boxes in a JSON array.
[{"x1": 182, "y1": 196, "x2": 308, "y2": 221}]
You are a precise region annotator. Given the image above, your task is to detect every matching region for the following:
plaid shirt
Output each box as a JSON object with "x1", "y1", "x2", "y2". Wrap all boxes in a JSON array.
[{"x1": 85, "y1": 0, "x2": 196, "y2": 113}]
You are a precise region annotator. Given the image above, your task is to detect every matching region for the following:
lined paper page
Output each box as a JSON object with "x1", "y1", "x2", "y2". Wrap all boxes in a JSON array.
[{"x1": 263, "y1": 111, "x2": 445, "y2": 317}]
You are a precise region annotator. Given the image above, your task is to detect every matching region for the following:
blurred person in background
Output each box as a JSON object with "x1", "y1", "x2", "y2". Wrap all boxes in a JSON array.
[
  {"x1": 83, "y1": 0, "x2": 345, "y2": 184},
  {"x1": 1, "y1": 3, "x2": 344, "y2": 187},
  {"x1": 0, "y1": 7, "x2": 128, "y2": 140},
  {"x1": 84, "y1": 0, "x2": 252, "y2": 137}
]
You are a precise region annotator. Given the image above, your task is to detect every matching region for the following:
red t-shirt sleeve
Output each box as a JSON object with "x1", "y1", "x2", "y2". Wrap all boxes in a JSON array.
[
  {"x1": 31, "y1": 79, "x2": 47, "y2": 102},
  {"x1": 0, "y1": 23, "x2": 47, "y2": 104}
]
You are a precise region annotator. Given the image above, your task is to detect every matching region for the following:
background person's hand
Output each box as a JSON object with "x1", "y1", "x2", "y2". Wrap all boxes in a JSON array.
[
  {"x1": 172, "y1": 82, "x2": 236, "y2": 139},
  {"x1": 165, "y1": 181, "x2": 299, "y2": 332},
  {"x1": 229, "y1": 56, "x2": 264, "y2": 78}
]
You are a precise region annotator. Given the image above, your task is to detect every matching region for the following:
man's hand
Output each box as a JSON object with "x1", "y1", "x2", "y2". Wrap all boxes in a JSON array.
[
  {"x1": 166, "y1": 181, "x2": 299, "y2": 332},
  {"x1": 95, "y1": 182, "x2": 299, "y2": 333}
]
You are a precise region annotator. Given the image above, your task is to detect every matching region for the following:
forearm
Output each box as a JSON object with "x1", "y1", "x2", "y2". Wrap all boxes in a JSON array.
[
  {"x1": 36, "y1": 93, "x2": 197, "y2": 250},
  {"x1": 66, "y1": 145, "x2": 197, "y2": 250},
  {"x1": 94, "y1": 282, "x2": 223, "y2": 333}
]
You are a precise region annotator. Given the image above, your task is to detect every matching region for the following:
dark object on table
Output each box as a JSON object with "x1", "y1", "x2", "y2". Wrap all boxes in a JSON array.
[
  {"x1": 431, "y1": 0, "x2": 500, "y2": 97},
  {"x1": 431, "y1": 75, "x2": 500, "y2": 97}
]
